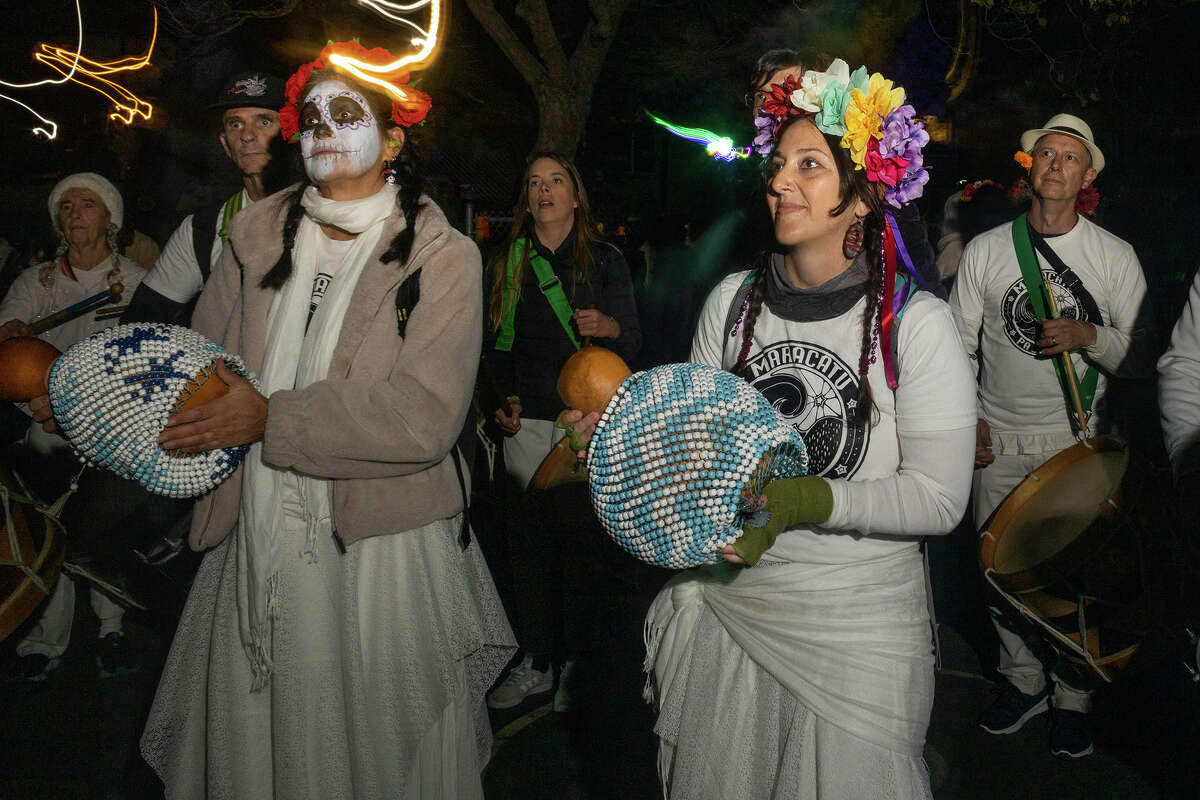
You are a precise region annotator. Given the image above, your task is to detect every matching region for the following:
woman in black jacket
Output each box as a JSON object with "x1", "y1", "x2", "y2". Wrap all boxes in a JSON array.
[{"x1": 483, "y1": 152, "x2": 641, "y2": 712}]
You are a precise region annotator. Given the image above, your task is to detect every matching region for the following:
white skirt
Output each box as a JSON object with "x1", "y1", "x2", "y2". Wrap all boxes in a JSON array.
[
  {"x1": 140, "y1": 512, "x2": 515, "y2": 799},
  {"x1": 647, "y1": 554, "x2": 935, "y2": 800}
]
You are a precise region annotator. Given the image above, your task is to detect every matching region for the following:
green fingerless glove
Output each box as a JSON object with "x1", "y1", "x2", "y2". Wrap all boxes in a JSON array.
[
  {"x1": 733, "y1": 476, "x2": 834, "y2": 566},
  {"x1": 554, "y1": 410, "x2": 588, "y2": 453}
]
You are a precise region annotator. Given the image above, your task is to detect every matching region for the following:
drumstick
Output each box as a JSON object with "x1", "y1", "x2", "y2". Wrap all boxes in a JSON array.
[
  {"x1": 1041, "y1": 284, "x2": 1090, "y2": 440},
  {"x1": 28, "y1": 283, "x2": 124, "y2": 335}
]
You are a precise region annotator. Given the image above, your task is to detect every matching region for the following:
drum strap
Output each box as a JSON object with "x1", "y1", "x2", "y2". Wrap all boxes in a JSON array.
[
  {"x1": 494, "y1": 237, "x2": 581, "y2": 352},
  {"x1": 1010, "y1": 215, "x2": 1099, "y2": 415}
]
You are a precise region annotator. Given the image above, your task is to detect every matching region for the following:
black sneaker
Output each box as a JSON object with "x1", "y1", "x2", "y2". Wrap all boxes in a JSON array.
[
  {"x1": 978, "y1": 683, "x2": 1049, "y2": 734},
  {"x1": 1049, "y1": 708, "x2": 1094, "y2": 757},
  {"x1": 96, "y1": 633, "x2": 137, "y2": 678},
  {"x1": 9, "y1": 653, "x2": 61, "y2": 683}
]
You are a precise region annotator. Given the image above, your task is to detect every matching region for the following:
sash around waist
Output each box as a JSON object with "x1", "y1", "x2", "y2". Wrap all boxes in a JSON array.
[{"x1": 644, "y1": 549, "x2": 934, "y2": 756}]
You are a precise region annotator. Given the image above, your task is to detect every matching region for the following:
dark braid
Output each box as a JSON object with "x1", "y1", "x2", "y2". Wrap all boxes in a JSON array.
[
  {"x1": 260, "y1": 183, "x2": 309, "y2": 290},
  {"x1": 853, "y1": 213, "x2": 886, "y2": 426},
  {"x1": 380, "y1": 134, "x2": 424, "y2": 265},
  {"x1": 730, "y1": 258, "x2": 769, "y2": 380}
]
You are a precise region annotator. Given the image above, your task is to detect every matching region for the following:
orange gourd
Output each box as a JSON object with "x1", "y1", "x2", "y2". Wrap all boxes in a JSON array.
[
  {"x1": 0, "y1": 337, "x2": 62, "y2": 401},
  {"x1": 556, "y1": 346, "x2": 632, "y2": 415}
]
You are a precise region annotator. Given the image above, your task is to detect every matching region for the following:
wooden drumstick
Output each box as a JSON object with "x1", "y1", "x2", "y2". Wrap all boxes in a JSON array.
[
  {"x1": 1042, "y1": 284, "x2": 1090, "y2": 440},
  {"x1": 28, "y1": 282, "x2": 124, "y2": 335}
]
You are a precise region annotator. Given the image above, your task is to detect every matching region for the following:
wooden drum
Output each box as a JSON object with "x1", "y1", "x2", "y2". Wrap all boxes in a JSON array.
[
  {"x1": 979, "y1": 436, "x2": 1150, "y2": 684},
  {"x1": 0, "y1": 459, "x2": 65, "y2": 643}
]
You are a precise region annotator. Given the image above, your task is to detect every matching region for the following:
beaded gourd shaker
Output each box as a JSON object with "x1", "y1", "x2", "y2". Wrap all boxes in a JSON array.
[
  {"x1": 47, "y1": 323, "x2": 258, "y2": 498},
  {"x1": 586, "y1": 363, "x2": 808, "y2": 569}
]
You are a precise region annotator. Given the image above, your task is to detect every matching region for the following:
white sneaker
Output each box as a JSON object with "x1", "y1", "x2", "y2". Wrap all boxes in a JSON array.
[
  {"x1": 553, "y1": 659, "x2": 578, "y2": 713},
  {"x1": 487, "y1": 655, "x2": 553, "y2": 709}
]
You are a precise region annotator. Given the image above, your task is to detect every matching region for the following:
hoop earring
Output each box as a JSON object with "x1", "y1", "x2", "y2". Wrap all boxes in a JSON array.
[{"x1": 842, "y1": 217, "x2": 865, "y2": 259}]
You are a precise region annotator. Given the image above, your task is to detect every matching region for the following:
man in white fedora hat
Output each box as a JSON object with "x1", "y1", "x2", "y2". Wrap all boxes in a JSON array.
[{"x1": 949, "y1": 113, "x2": 1155, "y2": 757}]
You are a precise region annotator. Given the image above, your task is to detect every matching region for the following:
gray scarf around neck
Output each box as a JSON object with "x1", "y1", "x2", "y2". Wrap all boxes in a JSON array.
[{"x1": 764, "y1": 250, "x2": 869, "y2": 322}]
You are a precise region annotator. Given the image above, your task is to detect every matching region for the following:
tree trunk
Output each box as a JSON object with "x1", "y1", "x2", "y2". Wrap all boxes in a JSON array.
[
  {"x1": 532, "y1": 82, "x2": 589, "y2": 157},
  {"x1": 466, "y1": 0, "x2": 631, "y2": 158}
]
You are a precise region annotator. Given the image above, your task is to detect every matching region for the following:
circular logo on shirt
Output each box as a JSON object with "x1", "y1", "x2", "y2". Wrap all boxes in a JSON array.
[
  {"x1": 742, "y1": 341, "x2": 868, "y2": 478},
  {"x1": 1000, "y1": 272, "x2": 1085, "y2": 356}
]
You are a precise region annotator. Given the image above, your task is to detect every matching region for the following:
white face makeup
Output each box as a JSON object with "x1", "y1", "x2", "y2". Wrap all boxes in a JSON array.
[{"x1": 299, "y1": 79, "x2": 383, "y2": 184}]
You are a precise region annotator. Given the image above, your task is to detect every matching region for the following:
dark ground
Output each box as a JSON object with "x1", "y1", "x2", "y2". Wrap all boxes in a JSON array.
[{"x1": 2, "y1": 520, "x2": 1198, "y2": 799}]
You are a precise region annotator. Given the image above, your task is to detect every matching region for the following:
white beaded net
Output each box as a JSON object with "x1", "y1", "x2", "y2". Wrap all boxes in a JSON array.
[
  {"x1": 587, "y1": 363, "x2": 808, "y2": 569},
  {"x1": 47, "y1": 322, "x2": 258, "y2": 498}
]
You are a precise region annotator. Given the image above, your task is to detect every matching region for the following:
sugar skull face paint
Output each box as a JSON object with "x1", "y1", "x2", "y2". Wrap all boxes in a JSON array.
[{"x1": 299, "y1": 79, "x2": 383, "y2": 184}]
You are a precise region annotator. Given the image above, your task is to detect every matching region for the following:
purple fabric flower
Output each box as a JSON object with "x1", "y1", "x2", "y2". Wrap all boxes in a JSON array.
[
  {"x1": 753, "y1": 113, "x2": 776, "y2": 155},
  {"x1": 880, "y1": 105, "x2": 929, "y2": 169},
  {"x1": 885, "y1": 167, "x2": 930, "y2": 208}
]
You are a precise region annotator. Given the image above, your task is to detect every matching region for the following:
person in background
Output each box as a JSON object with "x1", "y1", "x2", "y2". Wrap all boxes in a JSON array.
[
  {"x1": 483, "y1": 152, "x2": 641, "y2": 712},
  {"x1": 1, "y1": 172, "x2": 151, "y2": 682},
  {"x1": 950, "y1": 113, "x2": 1154, "y2": 758},
  {"x1": 1157, "y1": 267, "x2": 1200, "y2": 534},
  {"x1": 122, "y1": 71, "x2": 290, "y2": 324}
]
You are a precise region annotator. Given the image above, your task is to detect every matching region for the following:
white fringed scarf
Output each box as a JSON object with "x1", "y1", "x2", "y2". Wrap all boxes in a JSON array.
[{"x1": 237, "y1": 183, "x2": 399, "y2": 689}]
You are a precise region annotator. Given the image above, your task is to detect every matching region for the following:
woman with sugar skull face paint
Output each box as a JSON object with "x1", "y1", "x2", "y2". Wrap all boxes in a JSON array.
[{"x1": 141, "y1": 42, "x2": 515, "y2": 799}]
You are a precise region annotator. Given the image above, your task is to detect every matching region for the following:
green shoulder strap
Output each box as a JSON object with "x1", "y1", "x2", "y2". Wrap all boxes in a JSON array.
[
  {"x1": 494, "y1": 238, "x2": 580, "y2": 352},
  {"x1": 217, "y1": 190, "x2": 245, "y2": 244},
  {"x1": 1010, "y1": 215, "x2": 1099, "y2": 413}
]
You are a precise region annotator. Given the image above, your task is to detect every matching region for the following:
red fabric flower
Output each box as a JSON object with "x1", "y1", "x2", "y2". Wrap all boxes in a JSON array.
[
  {"x1": 864, "y1": 138, "x2": 908, "y2": 187},
  {"x1": 278, "y1": 40, "x2": 432, "y2": 142},
  {"x1": 1075, "y1": 184, "x2": 1100, "y2": 215},
  {"x1": 759, "y1": 75, "x2": 805, "y2": 121}
]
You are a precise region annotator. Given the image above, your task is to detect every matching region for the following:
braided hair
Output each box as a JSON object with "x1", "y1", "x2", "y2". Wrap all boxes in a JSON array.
[
  {"x1": 260, "y1": 68, "x2": 424, "y2": 291},
  {"x1": 730, "y1": 116, "x2": 887, "y2": 427}
]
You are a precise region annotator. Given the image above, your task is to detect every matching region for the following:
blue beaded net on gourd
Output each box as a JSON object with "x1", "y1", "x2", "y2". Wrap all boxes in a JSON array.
[
  {"x1": 47, "y1": 322, "x2": 258, "y2": 498},
  {"x1": 587, "y1": 363, "x2": 808, "y2": 569}
]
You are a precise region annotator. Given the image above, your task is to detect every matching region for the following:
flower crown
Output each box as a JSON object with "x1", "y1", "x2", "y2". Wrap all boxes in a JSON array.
[
  {"x1": 753, "y1": 59, "x2": 930, "y2": 208},
  {"x1": 279, "y1": 40, "x2": 432, "y2": 142}
]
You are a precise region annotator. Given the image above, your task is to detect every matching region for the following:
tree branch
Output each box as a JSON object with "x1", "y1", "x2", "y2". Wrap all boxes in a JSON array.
[
  {"x1": 515, "y1": 0, "x2": 569, "y2": 77},
  {"x1": 570, "y1": 0, "x2": 633, "y2": 90},
  {"x1": 465, "y1": 0, "x2": 548, "y2": 87}
]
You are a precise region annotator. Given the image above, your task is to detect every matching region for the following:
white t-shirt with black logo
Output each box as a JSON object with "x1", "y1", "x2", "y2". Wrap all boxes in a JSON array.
[
  {"x1": 309, "y1": 234, "x2": 355, "y2": 322},
  {"x1": 691, "y1": 272, "x2": 976, "y2": 565}
]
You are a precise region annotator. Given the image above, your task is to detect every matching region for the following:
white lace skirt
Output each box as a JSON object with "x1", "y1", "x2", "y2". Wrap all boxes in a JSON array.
[{"x1": 140, "y1": 513, "x2": 515, "y2": 799}]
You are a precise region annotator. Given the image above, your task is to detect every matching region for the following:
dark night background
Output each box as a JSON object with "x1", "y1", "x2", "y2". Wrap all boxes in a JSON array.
[
  {"x1": 3, "y1": 0, "x2": 1198, "y2": 302},
  {"x1": 2, "y1": 2, "x2": 1199, "y2": 798}
]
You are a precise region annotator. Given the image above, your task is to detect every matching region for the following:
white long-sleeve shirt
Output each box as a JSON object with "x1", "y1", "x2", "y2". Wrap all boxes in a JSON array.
[
  {"x1": 692, "y1": 273, "x2": 977, "y2": 566},
  {"x1": 0, "y1": 253, "x2": 148, "y2": 452},
  {"x1": 950, "y1": 216, "x2": 1152, "y2": 455},
  {"x1": 1158, "y1": 270, "x2": 1200, "y2": 480}
]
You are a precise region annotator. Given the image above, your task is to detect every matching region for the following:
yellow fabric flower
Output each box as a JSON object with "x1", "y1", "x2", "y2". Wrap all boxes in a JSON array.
[{"x1": 841, "y1": 72, "x2": 906, "y2": 168}]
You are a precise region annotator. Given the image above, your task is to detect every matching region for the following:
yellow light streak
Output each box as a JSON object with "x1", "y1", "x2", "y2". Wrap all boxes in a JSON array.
[
  {"x1": 328, "y1": 0, "x2": 442, "y2": 102},
  {"x1": 0, "y1": 0, "x2": 84, "y2": 138},
  {"x1": 33, "y1": 5, "x2": 158, "y2": 125}
]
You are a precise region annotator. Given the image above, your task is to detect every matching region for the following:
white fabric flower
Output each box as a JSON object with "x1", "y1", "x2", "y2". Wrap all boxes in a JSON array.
[{"x1": 792, "y1": 58, "x2": 852, "y2": 113}]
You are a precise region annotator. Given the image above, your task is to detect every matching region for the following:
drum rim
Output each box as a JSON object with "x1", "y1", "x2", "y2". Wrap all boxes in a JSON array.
[
  {"x1": 978, "y1": 435, "x2": 1128, "y2": 589},
  {"x1": 0, "y1": 489, "x2": 66, "y2": 642}
]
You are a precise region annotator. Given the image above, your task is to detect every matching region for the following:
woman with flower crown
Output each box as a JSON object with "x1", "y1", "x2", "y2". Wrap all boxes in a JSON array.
[
  {"x1": 640, "y1": 59, "x2": 977, "y2": 797},
  {"x1": 139, "y1": 41, "x2": 515, "y2": 798}
]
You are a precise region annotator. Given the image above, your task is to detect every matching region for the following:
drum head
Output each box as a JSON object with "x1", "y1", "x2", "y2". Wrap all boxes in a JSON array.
[{"x1": 982, "y1": 437, "x2": 1128, "y2": 585}]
